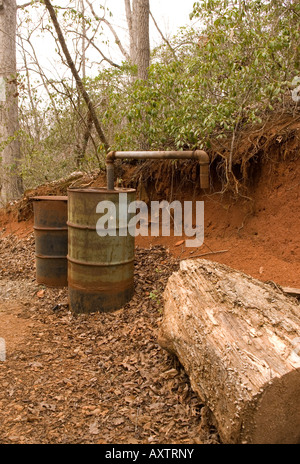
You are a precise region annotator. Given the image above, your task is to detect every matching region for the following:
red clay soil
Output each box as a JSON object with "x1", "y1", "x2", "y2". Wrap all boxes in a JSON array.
[
  {"x1": 135, "y1": 154, "x2": 300, "y2": 288},
  {"x1": 130, "y1": 113, "x2": 300, "y2": 288},
  {"x1": 0, "y1": 210, "x2": 33, "y2": 239}
]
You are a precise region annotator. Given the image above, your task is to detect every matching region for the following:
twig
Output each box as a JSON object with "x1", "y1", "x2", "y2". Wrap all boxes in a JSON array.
[
  {"x1": 186, "y1": 249, "x2": 229, "y2": 260},
  {"x1": 150, "y1": 11, "x2": 177, "y2": 61}
]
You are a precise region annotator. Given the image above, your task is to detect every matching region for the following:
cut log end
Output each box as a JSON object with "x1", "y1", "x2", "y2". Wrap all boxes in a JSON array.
[
  {"x1": 241, "y1": 370, "x2": 300, "y2": 444},
  {"x1": 158, "y1": 259, "x2": 300, "y2": 444}
]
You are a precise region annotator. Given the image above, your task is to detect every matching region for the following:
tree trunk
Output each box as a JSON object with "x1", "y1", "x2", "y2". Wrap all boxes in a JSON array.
[
  {"x1": 125, "y1": 0, "x2": 150, "y2": 79},
  {"x1": 19, "y1": 35, "x2": 40, "y2": 144},
  {"x1": 0, "y1": 0, "x2": 23, "y2": 205},
  {"x1": 124, "y1": 0, "x2": 138, "y2": 65},
  {"x1": 158, "y1": 259, "x2": 300, "y2": 444},
  {"x1": 81, "y1": 0, "x2": 86, "y2": 81},
  {"x1": 136, "y1": 0, "x2": 150, "y2": 80}
]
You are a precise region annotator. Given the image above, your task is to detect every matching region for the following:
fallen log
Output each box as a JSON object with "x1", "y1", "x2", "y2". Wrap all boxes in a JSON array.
[{"x1": 158, "y1": 259, "x2": 300, "y2": 444}]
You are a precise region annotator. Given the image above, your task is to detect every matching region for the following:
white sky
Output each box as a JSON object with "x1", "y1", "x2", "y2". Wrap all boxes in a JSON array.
[
  {"x1": 97, "y1": 0, "x2": 199, "y2": 63},
  {"x1": 110, "y1": 0, "x2": 198, "y2": 41}
]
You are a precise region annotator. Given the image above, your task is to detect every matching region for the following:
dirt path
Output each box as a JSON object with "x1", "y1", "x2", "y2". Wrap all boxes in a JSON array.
[{"x1": 0, "y1": 301, "x2": 32, "y2": 356}]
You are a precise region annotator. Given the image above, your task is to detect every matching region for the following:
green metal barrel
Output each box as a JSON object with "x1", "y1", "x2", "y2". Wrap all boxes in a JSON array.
[
  {"x1": 67, "y1": 188, "x2": 136, "y2": 313},
  {"x1": 32, "y1": 196, "x2": 68, "y2": 287}
]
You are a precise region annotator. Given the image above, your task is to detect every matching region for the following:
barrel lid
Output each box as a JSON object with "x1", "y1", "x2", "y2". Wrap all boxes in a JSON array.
[{"x1": 30, "y1": 196, "x2": 68, "y2": 201}]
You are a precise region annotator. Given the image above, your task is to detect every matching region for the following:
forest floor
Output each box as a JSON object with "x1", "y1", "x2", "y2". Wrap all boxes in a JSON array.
[
  {"x1": 0, "y1": 237, "x2": 215, "y2": 444},
  {"x1": 0, "y1": 116, "x2": 299, "y2": 444}
]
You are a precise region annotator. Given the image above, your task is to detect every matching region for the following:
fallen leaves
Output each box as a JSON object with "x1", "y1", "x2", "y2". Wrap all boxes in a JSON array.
[{"x1": 0, "y1": 231, "x2": 218, "y2": 444}]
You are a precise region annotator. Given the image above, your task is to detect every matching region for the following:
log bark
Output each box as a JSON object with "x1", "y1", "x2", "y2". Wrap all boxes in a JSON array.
[{"x1": 158, "y1": 259, "x2": 300, "y2": 444}]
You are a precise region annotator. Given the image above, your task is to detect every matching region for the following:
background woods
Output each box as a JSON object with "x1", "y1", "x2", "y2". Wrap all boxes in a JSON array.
[{"x1": 0, "y1": 0, "x2": 299, "y2": 202}]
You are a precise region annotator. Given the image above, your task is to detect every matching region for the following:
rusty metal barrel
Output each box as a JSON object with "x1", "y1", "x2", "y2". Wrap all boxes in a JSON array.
[
  {"x1": 67, "y1": 188, "x2": 136, "y2": 313},
  {"x1": 32, "y1": 196, "x2": 68, "y2": 287}
]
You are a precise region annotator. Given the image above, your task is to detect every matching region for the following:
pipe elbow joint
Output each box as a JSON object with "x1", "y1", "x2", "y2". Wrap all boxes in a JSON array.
[
  {"x1": 194, "y1": 150, "x2": 210, "y2": 190},
  {"x1": 106, "y1": 151, "x2": 116, "y2": 165},
  {"x1": 194, "y1": 150, "x2": 210, "y2": 165}
]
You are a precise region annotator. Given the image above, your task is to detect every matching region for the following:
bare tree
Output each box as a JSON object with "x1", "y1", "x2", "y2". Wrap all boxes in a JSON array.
[
  {"x1": 125, "y1": 0, "x2": 150, "y2": 79},
  {"x1": 0, "y1": 0, "x2": 23, "y2": 204},
  {"x1": 86, "y1": 0, "x2": 130, "y2": 63},
  {"x1": 18, "y1": 34, "x2": 41, "y2": 143},
  {"x1": 80, "y1": 0, "x2": 86, "y2": 80},
  {"x1": 136, "y1": 0, "x2": 150, "y2": 80},
  {"x1": 44, "y1": 0, "x2": 109, "y2": 152},
  {"x1": 87, "y1": 0, "x2": 150, "y2": 78},
  {"x1": 124, "y1": 0, "x2": 138, "y2": 64},
  {"x1": 150, "y1": 11, "x2": 177, "y2": 61}
]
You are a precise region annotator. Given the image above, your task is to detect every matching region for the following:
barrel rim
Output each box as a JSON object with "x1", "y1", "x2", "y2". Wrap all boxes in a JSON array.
[
  {"x1": 34, "y1": 226, "x2": 68, "y2": 231},
  {"x1": 31, "y1": 196, "x2": 68, "y2": 201},
  {"x1": 67, "y1": 187, "x2": 136, "y2": 194},
  {"x1": 36, "y1": 254, "x2": 68, "y2": 260}
]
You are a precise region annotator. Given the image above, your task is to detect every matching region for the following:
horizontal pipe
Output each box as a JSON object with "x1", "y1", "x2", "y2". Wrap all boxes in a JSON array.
[
  {"x1": 106, "y1": 150, "x2": 210, "y2": 190},
  {"x1": 107, "y1": 150, "x2": 209, "y2": 164}
]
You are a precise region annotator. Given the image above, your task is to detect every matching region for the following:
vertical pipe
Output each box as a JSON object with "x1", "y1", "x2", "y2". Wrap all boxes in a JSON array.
[
  {"x1": 200, "y1": 163, "x2": 210, "y2": 189},
  {"x1": 106, "y1": 163, "x2": 115, "y2": 190}
]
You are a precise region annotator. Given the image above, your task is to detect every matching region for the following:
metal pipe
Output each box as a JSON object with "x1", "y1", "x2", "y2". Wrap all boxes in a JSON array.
[
  {"x1": 106, "y1": 150, "x2": 210, "y2": 190},
  {"x1": 106, "y1": 162, "x2": 115, "y2": 191}
]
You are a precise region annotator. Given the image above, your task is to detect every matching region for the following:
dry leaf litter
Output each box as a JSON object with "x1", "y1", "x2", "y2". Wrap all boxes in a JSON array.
[{"x1": 0, "y1": 231, "x2": 219, "y2": 444}]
